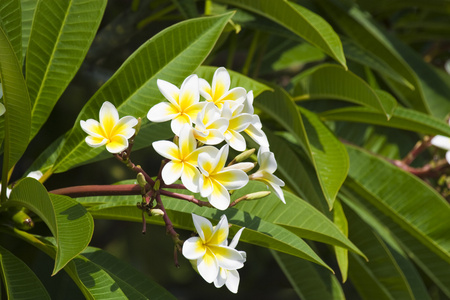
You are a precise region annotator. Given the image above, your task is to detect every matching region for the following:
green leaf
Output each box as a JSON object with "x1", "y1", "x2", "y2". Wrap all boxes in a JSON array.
[
  {"x1": 0, "y1": 25, "x2": 31, "y2": 198},
  {"x1": 293, "y1": 64, "x2": 397, "y2": 119},
  {"x1": 345, "y1": 204, "x2": 418, "y2": 300},
  {"x1": 8, "y1": 178, "x2": 94, "y2": 275},
  {"x1": 341, "y1": 38, "x2": 414, "y2": 89},
  {"x1": 0, "y1": 0, "x2": 22, "y2": 63},
  {"x1": 317, "y1": 0, "x2": 430, "y2": 114},
  {"x1": 272, "y1": 43, "x2": 326, "y2": 71},
  {"x1": 273, "y1": 250, "x2": 345, "y2": 300},
  {"x1": 26, "y1": 0, "x2": 107, "y2": 139},
  {"x1": 20, "y1": 0, "x2": 38, "y2": 58},
  {"x1": 230, "y1": 181, "x2": 365, "y2": 258},
  {"x1": 299, "y1": 107, "x2": 349, "y2": 209},
  {"x1": 0, "y1": 245, "x2": 50, "y2": 299},
  {"x1": 51, "y1": 12, "x2": 234, "y2": 174},
  {"x1": 215, "y1": 0, "x2": 346, "y2": 67},
  {"x1": 321, "y1": 106, "x2": 450, "y2": 136},
  {"x1": 333, "y1": 199, "x2": 348, "y2": 282},
  {"x1": 345, "y1": 145, "x2": 450, "y2": 264},
  {"x1": 341, "y1": 191, "x2": 434, "y2": 300},
  {"x1": 195, "y1": 65, "x2": 272, "y2": 97}
]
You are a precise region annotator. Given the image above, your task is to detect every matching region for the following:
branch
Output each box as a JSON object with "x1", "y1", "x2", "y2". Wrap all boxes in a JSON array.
[{"x1": 49, "y1": 184, "x2": 143, "y2": 198}]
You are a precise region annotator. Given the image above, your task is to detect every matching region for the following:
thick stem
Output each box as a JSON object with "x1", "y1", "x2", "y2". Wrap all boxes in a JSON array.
[
  {"x1": 49, "y1": 184, "x2": 142, "y2": 198},
  {"x1": 401, "y1": 136, "x2": 432, "y2": 165},
  {"x1": 391, "y1": 158, "x2": 449, "y2": 177},
  {"x1": 160, "y1": 190, "x2": 211, "y2": 207}
]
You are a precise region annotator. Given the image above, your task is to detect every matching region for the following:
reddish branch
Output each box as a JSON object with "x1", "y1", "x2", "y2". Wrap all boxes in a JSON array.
[{"x1": 50, "y1": 184, "x2": 142, "y2": 198}]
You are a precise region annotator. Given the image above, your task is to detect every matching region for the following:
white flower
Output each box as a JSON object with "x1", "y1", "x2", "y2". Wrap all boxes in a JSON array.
[
  {"x1": 214, "y1": 227, "x2": 246, "y2": 293},
  {"x1": 241, "y1": 91, "x2": 269, "y2": 147},
  {"x1": 182, "y1": 214, "x2": 245, "y2": 284},
  {"x1": 193, "y1": 102, "x2": 228, "y2": 145},
  {"x1": 431, "y1": 135, "x2": 450, "y2": 163},
  {"x1": 147, "y1": 75, "x2": 206, "y2": 135},
  {"x1": 249, "y1": 147, "x2": 285, "y2": 203},
  {"x1": 152, "y1": 126, "x2": 216, "y2": 192},
  {"x1": 1, "y1": 171, "x2": 44, "y2": 199},
  {"x1": 199, "y1": 67, "x2": 246, "y2": 109},
  {"x1": 221, "y1": 101, "x2": 254, "y2": 151},
  {"x1": 197, "y1": 145, "x2": 249, "y2": 210},
  {"x1": 80, "y1": 101, "x2": 138, "y2": 153}
]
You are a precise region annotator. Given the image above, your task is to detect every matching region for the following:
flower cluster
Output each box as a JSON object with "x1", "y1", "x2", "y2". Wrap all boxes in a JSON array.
[
  {"x1": 148, "y1": 67, "x2": 285, "y2": 207},
  {"x1": 79, "y1": 67, "x2": 287, "y2": 293},
  {"x1": 182, "y1": 213, "x2": 246, "y2": 293}
]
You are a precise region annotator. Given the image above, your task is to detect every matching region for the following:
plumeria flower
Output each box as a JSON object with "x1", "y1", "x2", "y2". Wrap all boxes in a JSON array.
[
  {"x1": 147, "y1": 75, "x2": 206, "y2": 135},
  {"x1": 182, "y1": 214, "x2": 245, "y2": 284},
  {"x1": 241, "y1": 91, "x2": 269, "y2": 148},
  {"x1": 431, "y1": 134, "x2": 450, "y2": 163},
  {"x1": 0, "y1": 83, "x2": 5, "y2": 116},
  {"x1": 199, "y1": 67, "x2": 246, "y2": 109},
  {"x1": 152, "y1": 125, "x2": 216, "y2": 192},
  {"x1": 221, "y1": 101, "x2": 253, "y2": 151},
  {"x1": 193, "y1": 102, "x2": 228, "y2": 145},
  {"x1": 249, "y1": 147, "x2": 286, "y2": 203},
  {"x1": 197, "y1": 145, "x2": 249, "y2": 210},
  {"x1": 80, "y1": 101, "x2": 138, "y2": 153},
  {"x1": 214, "y1": 227, "x2": 246, "y2": 293}
]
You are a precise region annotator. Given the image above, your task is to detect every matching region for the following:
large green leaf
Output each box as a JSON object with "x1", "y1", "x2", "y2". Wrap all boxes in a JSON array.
[
  {"x1": 0, "y1": 245, "x2": 50, "y2": 300},
  {"x1": 20, "y1": 0, "x2": 38, "y2": 58},
  {"x1": 0, "y1": 25, "x2": 31, "y2": 199},
  {"x1": 293, "y1": 64, "x2": 396, "y2": 119},
  {"x1": 345, "y1": 204, "x2": 420, "y2": 300},
  {"x1": 51, "y1": 12, "x2": 233, "y2": 174},
  {"x1": 345, "y1": 145, "x2": 450, "y2": 264},
  {"x1": 195, "y1": 65, "x2": 272, "y2": 97},
  {"x1": 26, "y1": 0, "x2": 107, "y2": 139},
  {"x1": 0, "y1": 0, "x2": 22, "y2": 63},
  {"x1": 230, "y1": 181, "x2": 364, "y2": 257},
  {"x1": 299, "y1": 107, "x2": 349, "y2": 209},
  {"x1": 8, "y1": 178, "x2": 94, "y2": 275},
  {"x1": 317, "y1": 0, "x2": 430, "y2": 114},
  {"x1": 341, "y1": 191, "x2": 435, "y2": 299},
  {"x1": 321, "y1": 106, "x2": 450, "y2": 136},
  {"x1": 333, "y1": 199, "x2": 349, "y2": 283},
  {"x1": 215, "y1": 0, "x2": 346, "y2": 67},
  {"x1": 273, "y1": 250, "x2": 345, "y2": 300}
]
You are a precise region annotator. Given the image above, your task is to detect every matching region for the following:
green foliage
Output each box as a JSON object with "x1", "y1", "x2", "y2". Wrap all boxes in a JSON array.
[{"x1": 0, "y1": 0, "x2": 449, "y2": 298}]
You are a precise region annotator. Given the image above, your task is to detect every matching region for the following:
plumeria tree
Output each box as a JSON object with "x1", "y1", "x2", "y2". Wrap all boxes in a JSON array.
[{"x1": 0, "y1": 0, "x2": 449, "y2": 299}]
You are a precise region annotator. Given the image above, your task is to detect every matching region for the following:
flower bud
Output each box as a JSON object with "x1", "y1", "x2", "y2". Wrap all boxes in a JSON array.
[
  {"x1": 153, "y1": 179, "x2": 161, "y2": 191},
  {"x1": 244, "y1": 191, "x2": 271, "y2": 200},
  {"x1": 229, "y1": 148, "x2": 255, "y2": 166},
  {"x1": 137, "y1": 173, "x2": 146, "y2": 187},
  {"x1": 149, "y1": 208, "x2": 164, "y2": 217},
  {"x1": 11, "y1": 209, "x2": 34, "y2": 230}
]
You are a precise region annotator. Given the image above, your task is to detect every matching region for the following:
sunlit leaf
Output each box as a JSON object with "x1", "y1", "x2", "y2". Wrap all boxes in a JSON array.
[
  {"x1": 26, "y1": 0, "x2": 107, "y2": 139},
  {"x1": 51, "y1": 12, "x2": 234, "y2": 174},
  {"x1": 0, "y1": 0, "x2": 22, "y2": 63}
]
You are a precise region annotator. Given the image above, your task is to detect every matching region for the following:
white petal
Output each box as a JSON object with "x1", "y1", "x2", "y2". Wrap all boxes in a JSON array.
[
  {"x1": 258, "y1": 148, "x2": 278, "y2": 173},
  {"x1": 192, "y1": 213, "x2": 213, "y2": 243},
  {"x1": 225, "y1": 269, "x2": 240, "y2": 294},
  {"x1": 0, "y1": 103, "x2": 5, "y2": 116},
  {"x1": 152, "y1": 141, "x2": 180, "y2": 161},
  {"x1": 214, "y1": 169, "x2": 249, "y2": 190},
  {"x1": 99, "y1": 101, "x2": 119, "y2": 131},
  {"x1": 446, "y1": 151, "x2": 450, "y2": 164},
  {"x1": 212, "y1": 145, "x2": 229, "y2": 174},
  {"x1": 197, "y1": 249, "x2": 219, "y2": 283},
  {"x1": 245, "y1": 124, "x2": 269, "y2": 147},
  {"x1": 147, "y1": 102, "x2": 179, "y2": 122},
  {"x1": 208, "y1": 182, "x2": 231, "y2": 210},
  {"x1": 214, "y1": 268, "x2": 227, "y2": 288},
  {"x1": 182, "y1": 236, "x2": 206, "y2": 260},
  {"x1": 106, "y1": 135, "x2": 128, "y2": 153},
  {"x1": 221, "y1": 87, "x2": 247, "y2": 103},
  {"x1": 80, "y1": 119, "x2": 105, "y2": 138},
  {"x1": 170, "y1": 114, "x2": 192, "y2": 136},
  {"x1": 179, "y1": 75, "x2": 200, "y2": 109},
  {"x1": 26, "y1": 171, "x2": 43, "y2": 181},
  {"x1": 209, "y1": 214, "x2": 229, "y2": 245},
  {"x1": 178, "y1": 125, "x2": 196, "y2": 159},
  {"x1": 210, "y1": 245, "x2": 244, "y2": 270},
  {"x1": 198, "y1": 175, "x2": 214, "y2": 198},
  {"x1": 85, "y1": 136, "x2": 107, "y2": 148},
  {"x1": 157, "y1": 79, "x2": 180, "y2": 108},
  {"x1": 225, "y1": 130, "x2": 247, "y2": 152},
  {"x1": 212, "y1": 67, "x2": 230, "y2": 99},
  {"x1": 199, "y1": 78, "x2": 213, "y2": 101},
  {"x1": 113, "y1": 116, "x2": 138, "y2": 139},
  {"x1": 181, "y1": 163, "x2": 200, "y2": 193},
  {"x1": 243, "y1": 90, "x2": 254, "y2": 114},
  {"x1": 161, "y1": 161, "x2": 183, "y2": 185},
  {"x1": 431, "y1": 135, "x2": 450, "y2": 151},
  {"x1": 229, "y1": 227, "x2": 245, "y2": 249}
]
